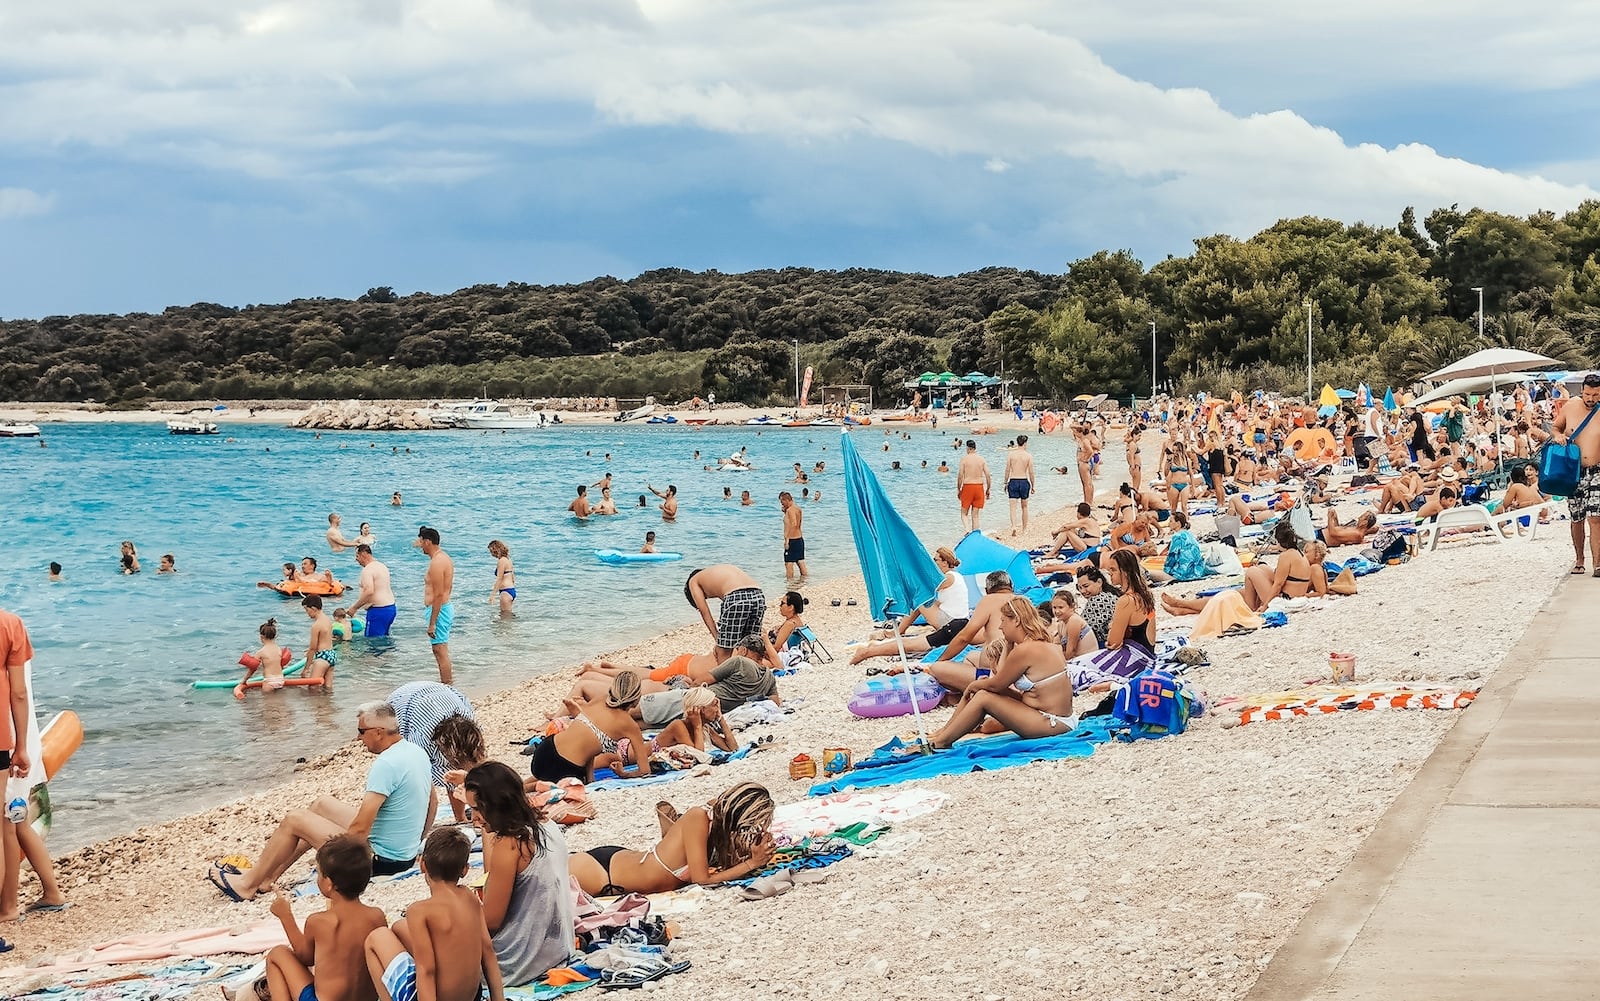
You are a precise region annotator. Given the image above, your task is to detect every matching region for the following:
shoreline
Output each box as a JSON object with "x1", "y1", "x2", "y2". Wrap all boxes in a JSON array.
[{"x1": 2, "y1": 451, "x2": 1573, "y2": 1001}]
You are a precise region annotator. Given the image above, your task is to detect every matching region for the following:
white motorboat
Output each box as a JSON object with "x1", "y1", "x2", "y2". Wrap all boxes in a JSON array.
[
  {"x1": 422, "y1": 398, "x2": 499, "y2": 428},
  {"x1": 451, "y1": 400, "x2": 546, "y2": 430},
  {"x1": 0, "y1": 421, "x2": 41, "y2": 438},
  {"x1": 617, "y1": 403, "x2": 656, "y2": 423},
  {"x1": 167, "y1": 419, "x2": 219, "y2": 435}
]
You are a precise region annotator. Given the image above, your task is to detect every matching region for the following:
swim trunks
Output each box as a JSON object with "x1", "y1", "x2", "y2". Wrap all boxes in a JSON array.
[
  {"x1": 925, "y1": 617, "x2": 970, "y2": 648},
  {"x1": 783, "y1": 538, "x2": 805, "y2": 563},
  {"x1": 1006, "y1": 478, "x2": 1031, "y2": 500},
  {"x1": 429, "y1": 603, "x2": 454, "y2": 645},
  {"x1": 372, "y1": 853, "x2": 416, "y2": 876},
  {"x1": 715, "y1": 587, "x2": 766, "y2": 651},
  {"x1": 298, "y1": 985, "x2": 319, "y2": 1001},
  {"x1": 639, "y1": 689, "x2": 689, "y2": 728},
  {"x1": 1569, "y1": 464, "x2": 1600, "y2": 520},
  {"x1": 959, "y1": 482, "x2": 986, "y2": 510},
  {"x1": 364, "y1": 604, "x2": 397, "y2": 638},
  {"x1": 314, "y1": 648, "x2": 338, "y2": 666},
  {"x1": 649, "y1": 653, "x2": 695, "y2": 684},
  {"x1": 381, "y1": 952, "x2": 418, "y2": 1001}
]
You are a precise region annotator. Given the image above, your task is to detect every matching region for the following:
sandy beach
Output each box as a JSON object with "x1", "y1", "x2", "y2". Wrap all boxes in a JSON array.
[{"x1": 0, "y1": 424, "x2": 1573, "y2": 1000}]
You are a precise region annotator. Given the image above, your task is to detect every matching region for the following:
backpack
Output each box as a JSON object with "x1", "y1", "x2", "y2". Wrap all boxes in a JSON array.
[
  {"x1": 1362, "y1": 529, "x2": 1408, "y2": 565},
  {"x1": 1112, "y1": 670, "x2": 1195, "y2": 739}
]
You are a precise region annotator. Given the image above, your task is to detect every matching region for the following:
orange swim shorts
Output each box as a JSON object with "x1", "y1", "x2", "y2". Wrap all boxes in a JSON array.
[
  {"x1": 959, "y1": 482, "x2": 986, "y2": 510},
  {"x1": 649, "y1": 652, "x2": 695, "y2": 684}
]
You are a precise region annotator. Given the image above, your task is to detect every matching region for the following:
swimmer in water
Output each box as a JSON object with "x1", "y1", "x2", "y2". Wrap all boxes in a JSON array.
[
  {"x1": 158, "y1": 553, "x2": 177, "y2": 574},
  {"x1": 649, "y1": 483, "x2": 678, "y2": 521},
  {"x1": 233, "y1": 617, "x2": 285, "y2": 699},
  {"x1": 391, "y1": 491, "x2": 403, "y2": 506},
  {"x1": 488, "y1": 539, "x2": 515, "y2": 614},
  {"x1": 48, "y1": 561, "x2": 62, "y2": 581},
  {"x1": 642, "y1": 531, "x2": 658, "y2": 554}
]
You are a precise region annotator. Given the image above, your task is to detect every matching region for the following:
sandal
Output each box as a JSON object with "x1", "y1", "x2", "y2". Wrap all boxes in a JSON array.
[
  {"x1": 208, "y1": 863, "x2": 248, "y2": 903},
  {"x1": 599, "y1": 957, "x2": 691, "y2": 989},
  {"x1": 1573, "y1": 564, "x2": 1587, "y2": 575}
]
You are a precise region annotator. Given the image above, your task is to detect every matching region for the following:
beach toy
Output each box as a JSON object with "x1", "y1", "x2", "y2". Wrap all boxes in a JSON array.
[
  {"x1": 821, "y1": 747, "x2": 853, "y2": 776},
  {"x1": 265, "y1": 580, "x2": 347, "y2": 597},
  {"x1": 238, "y1": 647, "x2": 295, "y2": 670},
  {"x1": 40, "y1": 711, "x2": 82, "y2": 779},
  {"x1": 788, "y1": 753, "x2": 817, "y2": 780},
  {"x1": 193, "y1": 656, "x2": 309, "y2": 689},
  {"x1": 594, "y1": 549, "x2": 684, "y2": 565},
  {"x1": 1329, "y1": 652, "x2": 1356, "y2": 683},
  {"x1": 847, "y1": 673, "x2": 944, "y2": 719}
]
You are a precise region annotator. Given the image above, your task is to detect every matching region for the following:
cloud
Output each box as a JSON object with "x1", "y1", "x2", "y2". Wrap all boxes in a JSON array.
[
  {"x1": 0, "y1": 187, "x2": 53, "y2": 220},
  {"x1": 984, "y1": 158, "x2": 1011, "y2": 173}
]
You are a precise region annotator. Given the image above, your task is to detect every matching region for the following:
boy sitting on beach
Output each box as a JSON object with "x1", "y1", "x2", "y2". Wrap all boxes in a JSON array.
[
  {"x1": 253, "y1": 835, "x2": 389, "y2": 1001},
  {"x1": 364, "y1": 828, "x2": 505, "y2": 1001}
]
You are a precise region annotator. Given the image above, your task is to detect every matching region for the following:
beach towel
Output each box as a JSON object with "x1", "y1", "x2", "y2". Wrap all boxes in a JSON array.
[
  {"x1": 1112, "y1": 670, "x2": 1197, "y2": 739},
  {"x1": 1187, "y1": 590, "x2": 1261, "y2": 641},
  {"x1": 1217, "y1": 684, "x2": 1480, "y2": 726},
  {"x1": 806, "y1": 718, "x2": 1121, "y2": 795},
  {"x1": 772, "y1": 788, "x2": 948, "y2": 841},
  {"x1": 7, "y1": 958, "x2": 259, "y2": 1001},
  {"x1": 2, "y1": 923, "x2": 290, "y2": 981},
  {"x1": 1162, "y1": 530, "x2": 1211, "y2": 582}
]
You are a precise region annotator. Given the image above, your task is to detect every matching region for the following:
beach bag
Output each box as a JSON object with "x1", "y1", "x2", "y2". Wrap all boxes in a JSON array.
[
  {"x1": 1288, "y1": 499, "x2": 1316, "y2": 543},
  {"x1": 1200, "y1": 541, "x2": 1244, "y2": 578},
  {"x1": 1328, "y1": 567, "x2": 1358, "y2": 596},
  {"x1": 1538, "y1": 406, "x2": 1596, "y2": 496},
  {"x1": 1112, "y1": 669, "x2": 1191, "y2": 738},
  {"x1": 1213, "y1": 514, "x2": 1243, "y2": 547},
  {"x1": 1361, "y1": 529, "x2": 1407, "y2": 565}
]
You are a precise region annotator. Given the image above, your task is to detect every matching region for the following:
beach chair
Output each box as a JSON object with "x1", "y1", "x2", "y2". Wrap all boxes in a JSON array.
[
  {"x1": 1414, "y1": 506, "x2": 1504, "y2": 552},
  {"x1": 1489, "y1": 500, "x2": 1558, "y2": 542},
  {"x1": 789, "y1": 624, "x2": 833, "y2": 663}
]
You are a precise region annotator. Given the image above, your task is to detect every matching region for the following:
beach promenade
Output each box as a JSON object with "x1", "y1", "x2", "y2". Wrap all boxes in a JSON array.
[{"x1": 1248, "y1": 576, "x2": 1599, "y2": 1000}]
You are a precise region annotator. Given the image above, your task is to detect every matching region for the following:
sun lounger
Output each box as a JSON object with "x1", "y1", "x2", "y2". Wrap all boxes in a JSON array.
[
  {"x1": 1489, "y1": 500, "x2": 1558, "y2": 543},
  {"x1": 1414, "y1": 506, "x2": 1503, "y2": 552}
]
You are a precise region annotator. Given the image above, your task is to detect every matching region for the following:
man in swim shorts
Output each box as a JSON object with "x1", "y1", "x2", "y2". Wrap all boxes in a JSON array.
[
  {"x1": 956, "y1": 440, "x2": 991, "y2": 533},
  {"x1": 418, "y1": 527, "x2": 456, "y2": 684},
  {"x1": 1002, "y1": 434, "x2": 1036, "y2": 537},
  {"x1": 779, "y1": 491, "x2": 808, "y2": 583},
  {"x1": 683, "y1": 564, "x2": 776, "y2": 662},
  {"x1": 302, "y1": 595, "x2": 338, "y2": 692},
  {"x1": 349, "y1": 545, "x2": 398, "y2": 638}
]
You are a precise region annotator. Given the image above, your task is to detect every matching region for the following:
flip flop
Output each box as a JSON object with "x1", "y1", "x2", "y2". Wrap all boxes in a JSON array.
[
  {"x1": 599, "y1": 958, "x2": 691, "y2": 989},
  {"x1": 1573, "y1": 564, "x2": 1586, "y2": 574},
  {"x1": 208, "y1": 863, "x2": 248, "y2": 903},
  {"x1": 0, "y1": 937, "x2": 12, "y2": 954},
  {"x1": 1592, "y1": 568, "x2": 1600, "y2": 578},
  {"x1": 23, "y1": 901, "x2": 71, "y2": 914}
]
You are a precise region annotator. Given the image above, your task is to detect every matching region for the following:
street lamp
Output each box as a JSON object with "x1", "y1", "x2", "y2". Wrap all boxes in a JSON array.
[
  {"x1": 1470, "y1": 286, "x2": 1485, "y2": 343},
  {"x1": 1304, "y1": 299, "x2": 1314, "y2": 400},
  {"x1": 1149, "y1": 321, "x2": 1157, "y2": 402},
  {"x1": 792, "y1": 338, "x2": 800, "y2": 409}
]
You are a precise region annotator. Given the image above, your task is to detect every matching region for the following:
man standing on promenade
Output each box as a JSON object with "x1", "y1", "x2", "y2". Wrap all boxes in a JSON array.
[
  {"x1": 1003, "y1": 435, "x2": 1036, "y2": 537},
  {"x1": 956, "y1": 440, "x2": 991, "y2": 534},
  {"x1": 1551, "y1": 373, "x2": 1600, "y2": 575},
  {"x1": 349, "y1": 545, "x2": 397, "y2": 639},
  {"x1": 418, "y1": 527, "x2": 455, "y2": 684},
  {"x1": 780, "y1": 491, "x2": 808, "y2": 584},
  {"x1": 207, "y1": 702, "x2": 432, "y2": 902}
]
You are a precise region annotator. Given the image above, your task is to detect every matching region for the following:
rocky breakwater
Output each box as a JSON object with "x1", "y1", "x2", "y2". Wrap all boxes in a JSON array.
[{"x1": 289, "y1": 401, "x2": 434, "y2": 431}]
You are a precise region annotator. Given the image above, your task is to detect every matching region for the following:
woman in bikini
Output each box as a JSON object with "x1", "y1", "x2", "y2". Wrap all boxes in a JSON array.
[
  {"x1": 1163, "y1": 440, "x2": 1193, "y2": 517},
  {"x1": 928, "y1": 596, "x2": 1078, "y2": 748},
  {"x1": 461, "y1": 761, "x2": 576, "y2": 986},
  {"x1": 568, "y1": 782, "x2": 776, "y2": 896},
  {"x1": 531, "y1": 672, "x2": 650, "y2": 784},
  {"x1": 1125, "y1": 427, "x2": 1144, "y2": 491},
  {"x1": 1161, "y1": 521, "x2": 1314, "y2": 615},
  {"x1": 488, "y1": 539, "x2": 516, "y2": 615}
]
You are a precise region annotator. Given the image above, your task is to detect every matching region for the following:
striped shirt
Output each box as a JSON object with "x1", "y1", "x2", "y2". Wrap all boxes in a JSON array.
[{"x1": 386, "y1": 681, "x2": 473, "y2": 785}]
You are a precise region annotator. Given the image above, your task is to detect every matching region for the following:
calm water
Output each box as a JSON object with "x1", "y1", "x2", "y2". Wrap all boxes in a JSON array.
[{"x1": 0, "y1": 420, "x2": 1089, "y2": 848}]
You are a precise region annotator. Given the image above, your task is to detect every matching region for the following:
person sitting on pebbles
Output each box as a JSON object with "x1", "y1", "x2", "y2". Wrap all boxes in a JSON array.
[{"x1": 927, "y1": 596, "x2": 1078, "y2": 748}]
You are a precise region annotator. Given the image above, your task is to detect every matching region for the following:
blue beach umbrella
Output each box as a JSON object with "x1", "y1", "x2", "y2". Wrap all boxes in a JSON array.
[
  {"x1": 1383, "y1": 388, "x2": 1396, "y2": 412},
  {"x1": 840, "y1": 429, "x2": 944, "y2": 744}
]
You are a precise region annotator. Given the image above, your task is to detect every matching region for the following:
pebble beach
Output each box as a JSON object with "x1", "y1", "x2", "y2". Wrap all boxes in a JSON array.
[{"x1": 0, "y1": 415, "x2": 1572, "y2": 999}]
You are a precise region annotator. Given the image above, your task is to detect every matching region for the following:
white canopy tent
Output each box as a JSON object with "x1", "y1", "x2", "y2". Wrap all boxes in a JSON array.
[{"x1": 1410, "y1": 373, "x2": 1541, "y2": 407}]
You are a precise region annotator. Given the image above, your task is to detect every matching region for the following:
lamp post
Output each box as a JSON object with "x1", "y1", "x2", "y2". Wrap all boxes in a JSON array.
[
  {"x1": 1304, "y1": 299, "x2": 1314, "y2": 400},
  {"x1": 1149, "y1": 321, "x2": 1157, "y2": 402},
  {"x1": 1471, "y1": 286, "x2": 1485, "y2": 342}
]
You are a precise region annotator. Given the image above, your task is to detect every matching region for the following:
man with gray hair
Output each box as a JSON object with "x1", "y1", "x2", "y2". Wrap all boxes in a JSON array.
[{"x1": 205, "y1": 701, "x2": 433, "y2": 902}]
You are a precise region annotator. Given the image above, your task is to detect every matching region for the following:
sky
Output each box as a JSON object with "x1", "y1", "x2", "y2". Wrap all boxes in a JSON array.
[{"x1": 1, "y1": 0, "x2": 1598, "y2": 319}]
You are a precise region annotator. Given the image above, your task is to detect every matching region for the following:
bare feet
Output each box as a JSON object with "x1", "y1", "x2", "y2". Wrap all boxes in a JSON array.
[{"x1": 655, "y1": 800, "x2": 681, "y2": 835}]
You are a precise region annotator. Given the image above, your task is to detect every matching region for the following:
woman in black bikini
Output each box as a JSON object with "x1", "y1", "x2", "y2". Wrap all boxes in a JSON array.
[
  {"x1": 530, "y1": 672, "x2": 650, "y2": 783},
  {"x1": 1161, "y1": 521, "x2": 1314, "y2": 616},
  {"x1": 568, "y1": 782, "x2": 775, "y2": 896}
]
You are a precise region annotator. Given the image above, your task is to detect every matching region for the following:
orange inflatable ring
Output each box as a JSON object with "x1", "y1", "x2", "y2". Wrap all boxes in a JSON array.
[{"x1": 269, "y1": 580, "x2": 346, "y2": 597}]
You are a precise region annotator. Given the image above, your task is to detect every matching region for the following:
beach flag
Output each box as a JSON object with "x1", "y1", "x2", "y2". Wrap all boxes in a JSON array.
[
  {"x1": 1357, "y1": 384, "x2": 1371, "y2": 407},
  {"x1": 1318, "y1": 384, "x2": 1341, "y2": 407},
  {"x1": 1383, "y1": 388, "x2": 1396, "y2": 411},
  {"x1": 800, "y1": 367, "x2": 814, "y2": 408}
]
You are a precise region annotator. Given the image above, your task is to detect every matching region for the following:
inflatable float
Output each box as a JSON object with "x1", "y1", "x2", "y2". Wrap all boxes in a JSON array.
[
  {"x1": 847, "y1": 673, "x2": 945, "y2": 719},
  {"x1": 41, "y1": 710, "x2": 82, "y2": 780},
  {"x1": 595, "y1": 549, "x2": 684, "y2": 565},
  {"x1": 193, "y1": 656, "x2": 308, "y2": 690},
  {"x1": 262, "y1": 580, "x2": 347, "y2": 598}
]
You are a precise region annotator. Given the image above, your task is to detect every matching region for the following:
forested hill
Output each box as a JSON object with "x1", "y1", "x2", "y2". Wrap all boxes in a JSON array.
[{"x1": 4, "y1": 203, "x2": 1599, "y2": 406}]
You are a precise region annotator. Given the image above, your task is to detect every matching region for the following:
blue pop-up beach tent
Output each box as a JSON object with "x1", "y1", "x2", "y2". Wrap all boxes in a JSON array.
[{"x1": 952, "y1": 531, "x2": 1052, "y2": 611}]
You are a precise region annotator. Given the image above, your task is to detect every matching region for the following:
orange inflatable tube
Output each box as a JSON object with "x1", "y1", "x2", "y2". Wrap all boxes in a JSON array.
[
  {"x1": 268, "y1": 580, "x2": 346, "y2": 597},
  {"x1": 239, "y1": 677, "x2": 325, "y2": 692},
  {"x1": 41, "y1": 710, "x2": 83, "y2": 780}
]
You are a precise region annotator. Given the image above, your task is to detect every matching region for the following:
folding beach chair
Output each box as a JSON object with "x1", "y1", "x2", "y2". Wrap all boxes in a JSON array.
[{"x1": 790, "y1": 625, "x2": 834, "y2": 663}]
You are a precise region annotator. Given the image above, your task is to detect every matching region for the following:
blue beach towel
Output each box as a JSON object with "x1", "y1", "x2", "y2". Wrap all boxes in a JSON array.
[
  {"x1": 1162, "y1": 530, "x2": 1212, "y2": 582},
  {"x1": 807, "y1": 717, "x2": 1121, "y2": 795}
]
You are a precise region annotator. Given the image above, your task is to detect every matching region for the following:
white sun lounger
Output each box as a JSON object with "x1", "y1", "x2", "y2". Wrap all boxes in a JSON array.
[{"x1": 1415, "y1": 502, "x2": 1556, "y2": 552}]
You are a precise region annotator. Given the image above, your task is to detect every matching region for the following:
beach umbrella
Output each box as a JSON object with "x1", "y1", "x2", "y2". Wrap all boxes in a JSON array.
[
  {"x1": 937, "y1": 371, "x2": 958, "y2": 384},
  {"x1": 1355, "y1": 384, "x2": 1371, "y2": 407},
  {"x1": 1383, "y1": 388, "x2": 1396, "y2": 411},
  {"x1": 1423, "y1": 347, "x2": 1560, "y2": 383},
  {"x1": 952, "y1": 531, "x2": 1051, "y2": 604},
  {"x1": 1334, "y1": 388, "x2": 1356, "y2": 400},
  {"x1": 1318, "y1": 384, "x2": 1341, "y2": 407},
  {"x1": 840, "y1": 429, "x2": 945, "y2": 745}
]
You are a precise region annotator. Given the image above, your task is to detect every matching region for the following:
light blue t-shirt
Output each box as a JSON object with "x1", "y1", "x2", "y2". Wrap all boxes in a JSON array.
[{"x1": 365, "y1": 739, "x2": 431, "y2": 861}]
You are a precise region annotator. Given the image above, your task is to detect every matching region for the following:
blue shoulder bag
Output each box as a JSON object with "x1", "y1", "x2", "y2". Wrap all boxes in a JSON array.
[{"x1": 1538, "y1": 404, "x2": 1598, "y2": 497}]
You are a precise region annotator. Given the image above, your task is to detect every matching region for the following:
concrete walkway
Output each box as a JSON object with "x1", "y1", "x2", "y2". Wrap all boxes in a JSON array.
[{"x1": 1247, "y1": 576, "x2": 1600, "y2": 1001}]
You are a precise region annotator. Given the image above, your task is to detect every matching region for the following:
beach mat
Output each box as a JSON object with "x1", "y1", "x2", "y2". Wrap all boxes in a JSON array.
[{"x1": 807, "y1": 718, "x2": 1120, "y2": 795}]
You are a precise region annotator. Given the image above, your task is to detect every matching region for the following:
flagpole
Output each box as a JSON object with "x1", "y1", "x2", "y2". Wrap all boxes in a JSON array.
[{"x1": 886, "y1": 599, "x2": 932, "y2": 750}]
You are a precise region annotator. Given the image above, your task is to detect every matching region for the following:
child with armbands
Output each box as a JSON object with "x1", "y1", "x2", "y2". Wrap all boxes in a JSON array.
[{"x1": 234, "y1": 618, "x2": 290, "y2": 700}]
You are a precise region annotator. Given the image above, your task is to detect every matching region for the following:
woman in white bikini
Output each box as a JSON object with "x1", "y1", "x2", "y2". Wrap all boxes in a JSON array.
[
  {"x1": 568, "y1": 782, "x2": 776, "y2": 895},
  {"x1": 928, "y1": 596, "x2": 1078, "y2": 748}
]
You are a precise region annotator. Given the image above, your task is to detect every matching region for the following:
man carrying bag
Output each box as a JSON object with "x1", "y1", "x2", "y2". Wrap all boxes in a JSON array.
[{"x1": 1546, "y1": 373, "x2": 1600, "y2": 575}]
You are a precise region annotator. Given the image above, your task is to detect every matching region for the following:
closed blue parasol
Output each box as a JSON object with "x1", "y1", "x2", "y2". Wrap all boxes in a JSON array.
[{"x1": 840, "y1": 429, "x2": 945, "y2": 745}]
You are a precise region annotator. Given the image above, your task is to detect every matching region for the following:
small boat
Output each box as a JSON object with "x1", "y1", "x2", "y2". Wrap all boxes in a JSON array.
[
  {"x1": 167, "y1": 419, "x2": 219, "y2": 435},
  {"x1": 745, "y1": 416, "x2": 780, "y2": 426},
  {"x1": 646, "y1": 415, "x2": 679, "y2": 425},
  {"x1": 617, "y1": 404, "x2": 656, "y2": 423},
  {"x1": 807, "y1": 418, "x2": 840, "y2": 427},
  {"x1": 0, "y1": 421, "x2": 41, "y2": 438}
]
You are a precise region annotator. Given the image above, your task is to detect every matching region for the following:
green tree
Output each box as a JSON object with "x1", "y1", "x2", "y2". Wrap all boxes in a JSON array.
[{"x1": 1031, "y1": 301, "x2": 1139, "y2": 397}]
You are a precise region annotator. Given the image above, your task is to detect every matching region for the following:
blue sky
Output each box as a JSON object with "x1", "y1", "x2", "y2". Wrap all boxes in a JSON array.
[{"x1": 1, "y1": 0, "x2": 1596, "y2": 319}]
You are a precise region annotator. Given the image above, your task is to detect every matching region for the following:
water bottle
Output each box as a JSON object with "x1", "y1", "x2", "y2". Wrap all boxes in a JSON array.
[{"x1": 5, "y1": 796, "x2": 26, "y2": 824}]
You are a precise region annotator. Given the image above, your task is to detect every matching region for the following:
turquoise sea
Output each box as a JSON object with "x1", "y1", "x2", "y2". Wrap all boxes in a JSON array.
[{"x1": 0, "y1": 420, "x2": 1086, "y2": 848}]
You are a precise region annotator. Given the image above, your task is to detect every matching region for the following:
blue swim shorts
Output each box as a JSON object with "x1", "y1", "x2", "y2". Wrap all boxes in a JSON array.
[
  {"x1": 429, "y1": 602, "x2": 454, "y2": 645},
  {"x1": 381, "y1": 952, "x2": 418, "y2": 1001},
  {"x1": 364, "y1": 604, "x2": 397, "y2": 638}
]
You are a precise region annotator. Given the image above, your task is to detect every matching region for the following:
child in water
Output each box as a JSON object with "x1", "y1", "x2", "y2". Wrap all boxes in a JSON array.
[
  {"x1": 234, "y1": 619, "x2": 286, "y2": 699},
  {"x1": 641, "y1": 531, "x2": 657, "y2": 554},
  {"x1": 331, "y1": 608, "x2": 354, "y2": 642}
]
